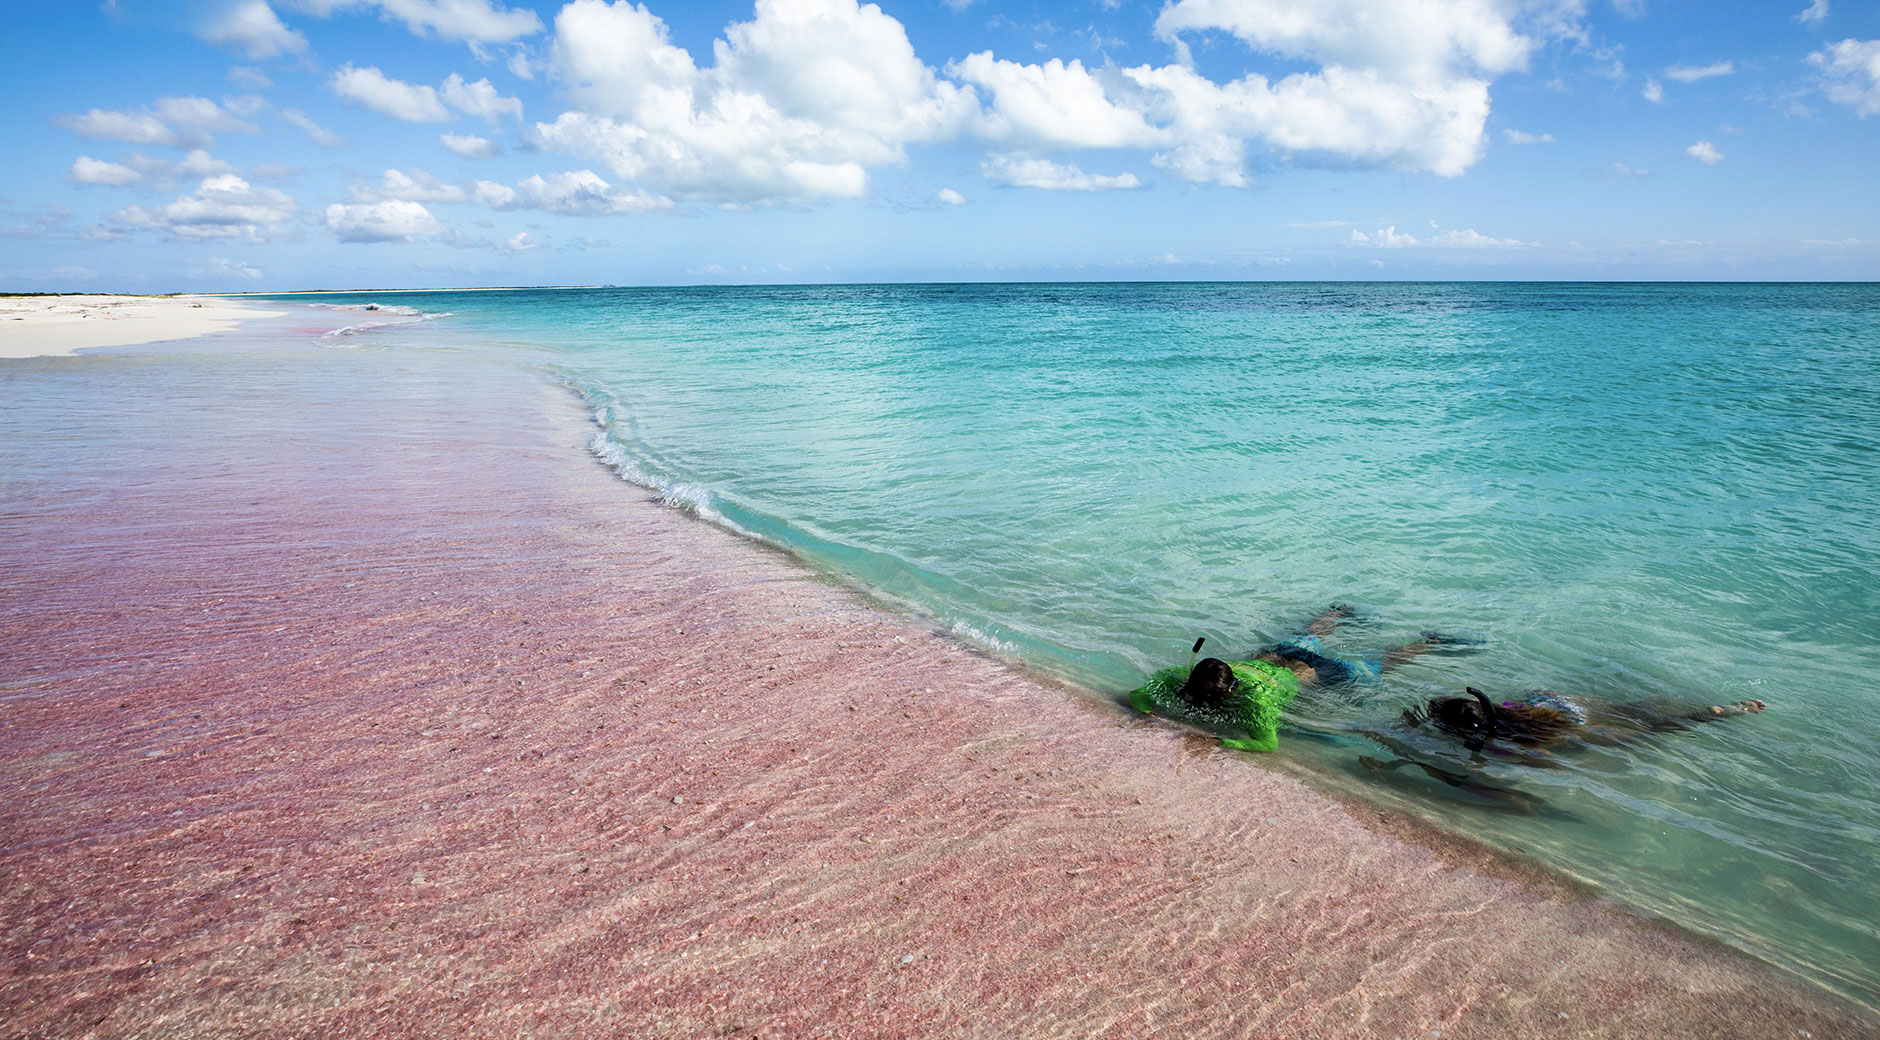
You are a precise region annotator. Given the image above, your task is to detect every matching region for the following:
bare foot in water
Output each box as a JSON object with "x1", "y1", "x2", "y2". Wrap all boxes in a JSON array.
[{"x1": 1709, "y1": 699, "x2": 1767, "y2": 715}]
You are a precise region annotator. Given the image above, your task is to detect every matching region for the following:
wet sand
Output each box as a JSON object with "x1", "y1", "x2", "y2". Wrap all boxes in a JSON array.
[{"x1": 1, "y1": 338, "x2": 1872, "y2": 1039}]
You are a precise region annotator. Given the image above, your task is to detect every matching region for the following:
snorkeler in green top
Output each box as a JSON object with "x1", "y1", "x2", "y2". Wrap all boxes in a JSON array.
[
  {"x1": 1128, "y1": 653, "x2": 1299, "y2": 752},
  {"x1": 1128, "y1": 605, "x2": 1484, "y2": 752}
]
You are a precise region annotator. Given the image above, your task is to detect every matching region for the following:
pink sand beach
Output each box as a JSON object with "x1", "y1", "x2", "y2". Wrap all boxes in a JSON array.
[{"x1": 0, "y1": 309, "x2": 1872, "y2": 1039}]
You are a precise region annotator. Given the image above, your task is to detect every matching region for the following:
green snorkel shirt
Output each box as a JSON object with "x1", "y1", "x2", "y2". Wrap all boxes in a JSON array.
[{"x1": 1127, "y1": 659, "x2": 1300, "y2": 752}]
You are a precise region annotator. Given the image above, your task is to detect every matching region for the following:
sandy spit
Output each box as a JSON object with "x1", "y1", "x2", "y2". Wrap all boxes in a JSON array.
[
  {"x1": 0, "y1": 342, "x2": 1871, "y2": 1040},
  {"x1": 0, "y1": 295, "x2": 284, "y2": 358}
]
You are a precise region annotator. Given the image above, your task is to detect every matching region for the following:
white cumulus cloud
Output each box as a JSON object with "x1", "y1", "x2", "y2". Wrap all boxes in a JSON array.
[
  {"x1": 466, "y1": 0, "x2": 1588, "y2": 205},
  {"x1": 122, "y1": 149, "x2": 242, "y2": 187},
  {"x1": 1643, "y1": 77, "x2": 1664, "y2": 103},
  {"x1": 536, "y1": 0, "x2": 976, "y2": 204},
  {"x1": 499, "y1": 231, "x2": 539, "y2": 254},
  {"x1": 950, "y1": 54, "x2": 1160, "y2": 149},
  {"x1": 1797, "y1": 0, "x2": 1829, "y2": 25},
  {"x1": 331, "y1": 65, "x2": 452, "y2": 122},
  {"x1": 473, "y1": 170, "x2": 672, "y2": 215},
  {"x1": 331, "y1": 66, "x2": 524, "y2": 124},
  {"x1": 114, "y1": 175, "x2": 297, "y2": 241},
  {"x1": 324, "y1": 199, "x2": 447, "y2": 242},
  {"x1": 60, "y1": 97, "x2": 260, "y2": 149},
  {"x1": 953, "y1": 0, "x2": 1551, "y2": 187},
  {"x1": 284, "y1": 0, "x2": 541, "y2": 43},
  {"x1": 1122, "y1": 61, "x2": 1493, "y2": 184},
  {"x1": 1154, "y1": 0, "x2": 1532, "y2": 85},
  {"x1": 441, "y1": 133, "x2": 503, "y2": 157},
  {"x1": 1687, "y1": 140, "x2": 1724, "y2": 164},
  {"x1": 936, "y1": 187, "x2": 966, "y2": 204},
  {"x1": 1503, "y1": 128, "x2": 1554, "y2": 144},
  {"x1": 201, "y1": 1, "x2": 308, "y2": 58},
  {"x1": 352, "y1": 168, "x2": 469, "y2": 202},
  {"x1": 1810, "y1": 38, "x2": 1880, "y2": 116},
  {"x1": 440, "y1": 74, "x2": 523, "y2": 122},
  {"x1": 70, "y1": 156, "x2": 141, "y2": 186},
  {"x1": 980, "y1": 155, "x2": 1140, "y2": 191}
]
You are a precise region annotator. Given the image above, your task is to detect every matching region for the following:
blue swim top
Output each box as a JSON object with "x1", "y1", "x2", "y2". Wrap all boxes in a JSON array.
[{"x1": 1128, "y1": 659, "x2": 1300, "y2": 752}]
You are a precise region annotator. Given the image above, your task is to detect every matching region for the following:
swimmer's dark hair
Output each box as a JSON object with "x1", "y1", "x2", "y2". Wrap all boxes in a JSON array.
[
  {"x1": 1405, "y1": 686, "x2": 1581, "y2": 748},
  {"x1": 1181, "y1": 657, "x2": 1239, "y2": 711}
]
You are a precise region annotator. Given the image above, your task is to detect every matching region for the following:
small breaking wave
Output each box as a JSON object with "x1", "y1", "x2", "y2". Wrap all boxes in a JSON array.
[
  {"x1": 320, "y1": 320, "x2": 402, "y2": 340},
  {"x1": 586, "y1": 417, "x2": 735, "y2": 532},
  {"x1": 315, "y1": 307, "x2": 453, "y2": 343},
  {"x1": 306, "y1": 302, "x2": 421, "y2": 316},
  {"x1": 947, "y1": 619, "x2": 1017, "y2": 656}
]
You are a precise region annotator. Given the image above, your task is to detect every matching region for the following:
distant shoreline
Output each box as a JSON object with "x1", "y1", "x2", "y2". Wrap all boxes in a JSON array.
[
  {"x1": 8, "y1": 280, "x2": 1876, "y2": 307},
  {"x1": 207, "y1": 285, "x2": 608, "y2": 296},
  {"x1": 214, "y1": 278, "x2": 1880, "y2": 294}
]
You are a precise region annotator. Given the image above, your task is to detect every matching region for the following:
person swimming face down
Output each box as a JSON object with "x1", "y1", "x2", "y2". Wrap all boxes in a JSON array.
[
  {"x1": 1180, "y1": 657, "x2": 1240, "y2": 711},
  {"x1": 1405, "y1": 685, "x2": 1767, "y2": 753}
]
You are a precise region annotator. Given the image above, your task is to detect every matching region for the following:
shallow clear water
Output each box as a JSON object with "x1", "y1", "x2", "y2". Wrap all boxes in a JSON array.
[{"x1": 262, "y1": 283, "x2": 1880, "y2": 1006}]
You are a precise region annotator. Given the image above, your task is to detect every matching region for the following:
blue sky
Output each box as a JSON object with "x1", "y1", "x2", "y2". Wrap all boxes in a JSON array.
[{"x1": 2, "y1": 0, "x2": 1876, "y2": 290}]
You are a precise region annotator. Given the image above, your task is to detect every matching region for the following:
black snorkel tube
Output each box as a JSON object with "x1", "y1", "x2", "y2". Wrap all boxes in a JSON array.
[{"x1": 1464, "y1": 687, "x2": 1500, "y2": 753}]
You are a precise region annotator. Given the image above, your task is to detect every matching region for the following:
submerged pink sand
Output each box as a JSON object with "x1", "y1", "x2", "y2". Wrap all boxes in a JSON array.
[{"x1": 0, "y1": 342, "x2": 1870, "y2": 1039}]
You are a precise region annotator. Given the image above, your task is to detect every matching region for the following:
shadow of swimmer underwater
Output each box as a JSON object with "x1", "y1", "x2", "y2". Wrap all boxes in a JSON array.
[{"x1": 1126, "y1": 606, "x2": 1769, "y2": 815}]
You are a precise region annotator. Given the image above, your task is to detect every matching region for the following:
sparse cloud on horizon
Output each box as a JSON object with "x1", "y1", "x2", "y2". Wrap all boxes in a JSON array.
[
  {"x1": 1349, "y1": 224, "x2": 1535, "y2": 248},
  {"x1": 980, "y1": 155, "x2": 1140, "y2": 191},
  {"x1": 1666, "y1": 61, "x2": 1736, "y2": 83}
]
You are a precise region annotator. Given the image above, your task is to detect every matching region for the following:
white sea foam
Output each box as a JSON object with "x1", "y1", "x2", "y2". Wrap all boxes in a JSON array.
[
  {"x1": 315, "y1": 307, "x2": 450, "y2": 342},
  {"x1": 306, "y1": 302, "x2": 421, "y2": 316},
  {"x1": 657, "y1": 482, "x2": 724, "y2": 523},
  {"x1": 948, "y1": 619, "x2": 1016, "y2": 655},
  {"x1": 320, "y1": 320, "x2": 399, "y2": 340},
  {"x1": 586, "y1": 427, "x2": 732, "y2": 529}
]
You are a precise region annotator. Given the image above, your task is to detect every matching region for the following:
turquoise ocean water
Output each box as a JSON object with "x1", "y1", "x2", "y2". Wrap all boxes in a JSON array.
[{"x1": 273, "y1": 283, "x2": 1879, "y2": 1006}]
